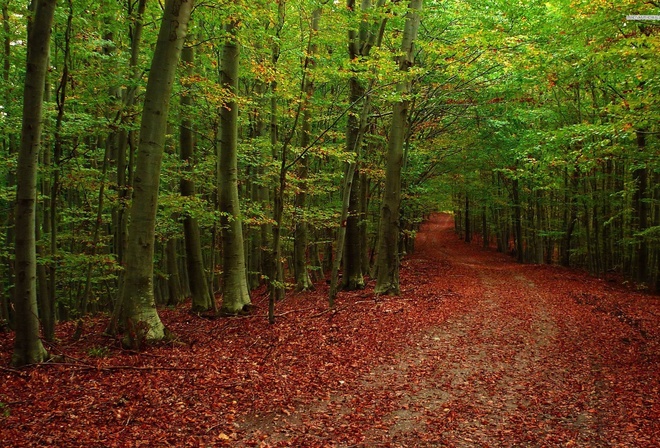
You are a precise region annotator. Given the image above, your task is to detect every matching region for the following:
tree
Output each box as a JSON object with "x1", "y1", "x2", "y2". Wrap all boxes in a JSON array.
[
  {"x1": 342, "y1": 0, "x2": 388, "y2": 292},
  {"x1": 329, "y1": 0, "x2": 388, "y2": 303},
  {"x1": 109, "y1": 0, "x2": 194, "y2": 346},
  {"x1": 218, "y1": 19, "x2": 251, "y2": 315},
  {"x1": 292, "y1": 6, "x2": 321, "y2": 292},
  {"x1": 374, "y1": 0, "x2": 423, "y2": 295},
  {"x1": 180, "y1": 41, "x2": 214, "y2": 312},
  {"x1": 11, "y1": 0, "x2": 57, "y2": 367}
]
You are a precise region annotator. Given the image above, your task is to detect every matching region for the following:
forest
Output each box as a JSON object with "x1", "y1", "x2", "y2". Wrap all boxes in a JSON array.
[{"x1": 0, "y1": 0, "x2": 658, "y2": 442}]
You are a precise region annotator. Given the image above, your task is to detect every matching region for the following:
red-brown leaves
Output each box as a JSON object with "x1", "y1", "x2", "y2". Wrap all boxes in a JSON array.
[{"x1": 1, "y1": 213, "x2": 658, "y2": 447}]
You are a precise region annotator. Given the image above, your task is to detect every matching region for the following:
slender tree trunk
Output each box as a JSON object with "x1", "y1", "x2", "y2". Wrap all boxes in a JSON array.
[
  {"x1": 359, "y1": 171, "x2": 370, "y2": 275},
  {"x1": 180, "y1": 42, "x2": 213, "y2": 312},
  {"x1": 114, "y1": 0, "x2": 147, "y2": 266},
  {"x1": 329, "y1": 162, "x2": 358, "y2": 306},
  {"x1": 218, "y1": 20, "x2": 251, "y2": 315},
  {"x1": 166, "y1": 237, "x2": 185, "y2": 306},
  {"x1": 482, "y1": 207, "x2": 488, "y2": 249},
  {"x1": 109, "y1": 0, "x2": 194, "y2": 346},
  {"x1": 268, "y1": 0, "x2": 287, "y2": 322},
  {"x1": 464, "y1": 193, "x2": 471, "y2": 243},
  {"x1": 11, "y1": 0, "x2": 56, "y2": 367},
  {"x1": 512, "y1": 178, "x2": 523, "y2": 263},
  {"x1": 39, "y1": 0, "x2": 72, "y2": 341},
  {"x1": 633, "y1": 130, "x2": 649, "y2": 283},
  {"x1": 79, "y1": 138, "x2": 111, "y2": 315},
  {"x1": 293, "y1": 7, "x2": 321, "y2": 292},
  {"x1": 331, "y1": 0, "x2": 388, "y2": 300},
  {"x1": 374, "y1": 0, "x2": 422, "y2": 295},
  {"x1": 561, "y1": 168, "x2": 578, "y2": 267},
  {"x1": 247, "y1": 80, "x2": 269, "y2": 290},
  {"x1": 343, "y1": 75, "x2": 366, "y2": 291},
  {"x1": 653, "y1": 171, "x2": 660, "y2": 291},
  {"x1": 36, "y1": 116, "x2": 51, "y2": 342},
  {"x1": 0, "y1": 1, "x2": 13, "y2": 327}
]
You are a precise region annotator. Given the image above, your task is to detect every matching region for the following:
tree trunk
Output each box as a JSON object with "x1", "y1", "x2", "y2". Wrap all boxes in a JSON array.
[
  {"x1": 180, "y1": 42, "x2": 213, "y2": 312},
  {"x1": 331, "y1": 0, "x2": 388, "y2": 299},
  {"x1": 1, "y1": 1, "x2": 14, "y2": 327},
  {"x1": 329, "y1": 162, "x2": 358, "y2": 306},
  {"x1": 11, "y1": 0, "x2": 56, "y2": 367},
  {"x1": 359, "y1": 171, "x2": 370, "y2": 275},
  {"x1": 166, "y1": 237, "x2": 185, "y2": 306},
  {"x1": 218, "y1": 20, "x2": 251, "y2": 315},
  {"x1": 464, "y1": 193, "x2": 471, "y2": 243},
  {"x1": 561, "y1": 169, "x2": 578, "y2": 267},
  {"x1": 343, "y1": 75, "x2": 366, "y2": 291},
  {"x1": 268, "y1": 1, "x2": 287, "y2": 322},
  {"x1": 344, "y1": 166, "x2": 365, "y2": 289},
  {"x1": 512, "y1": 178, "x2": 523, "y2": 263},
  {"x1": 114, "y1": 0, "x2": 147, "y2": 267},
  {"x1": 109, "y1": 0, "x2": 194, "y2": 346},
  {"x1": 482, "y1": 207, "x2": 488, "y2": 249},
  {"x1": 293, "y1": 7, "x2": 321, "y2": 292},
  {"x1": 633, "y1": 130, "x2": 648, "y2": 284},
  {"x1": 374, "y1": 0, "x2": 422, "y2": 295},
  {"x1": 79, "y1": 138, "x2": 111, "y2": 315}
]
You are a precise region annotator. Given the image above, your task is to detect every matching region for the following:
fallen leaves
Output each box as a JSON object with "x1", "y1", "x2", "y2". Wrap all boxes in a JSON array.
[{"x1": 0, "y1": 213, "x2": 658, "y2": 447}]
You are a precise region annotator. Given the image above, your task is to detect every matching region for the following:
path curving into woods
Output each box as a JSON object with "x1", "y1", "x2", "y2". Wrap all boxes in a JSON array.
[
  {"x1": 1, "y1": 214, "x2": 658, "y2": 447},
  {"x1": 240, "y1": 213, "x2": 659, "y2": 447}
]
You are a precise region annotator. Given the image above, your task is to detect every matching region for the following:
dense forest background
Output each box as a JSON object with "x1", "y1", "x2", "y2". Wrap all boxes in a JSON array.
[{"x1": 1, "y1": 0, "x2": 658, "y2": 366}]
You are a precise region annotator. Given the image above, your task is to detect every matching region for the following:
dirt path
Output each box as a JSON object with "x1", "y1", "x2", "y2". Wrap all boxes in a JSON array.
[
  {"x1": 1, "y1": 214, "x2": 657, "y2": 447},
  {"x1": 241, "y1": 213, "x2": 659, "y2": 447}
]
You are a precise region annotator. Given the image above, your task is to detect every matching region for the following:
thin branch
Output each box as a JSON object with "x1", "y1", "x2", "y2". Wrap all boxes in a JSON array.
[
  {"x1": 285, "y1": 81, "x2": 397, "y2": 171},
  {"x1": 24, "y1": 362, "x2": 202, "y2": 372}
]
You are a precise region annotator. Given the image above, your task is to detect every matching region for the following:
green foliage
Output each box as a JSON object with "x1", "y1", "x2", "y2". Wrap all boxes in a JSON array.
[
  {"x1": 86, "y1": 345, "x2": 110, "y2": 358},
  {"x1": 0, "y1": 400, "x2": 9, "y2": 418},
  {"x1": 2, "y1": 0, "x2": 658, "y2": 324}
]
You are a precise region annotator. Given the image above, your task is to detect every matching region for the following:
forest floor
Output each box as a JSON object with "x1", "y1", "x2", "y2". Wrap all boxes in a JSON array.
[{"x1": 1, "y1": 213, "x2": 659, "y2": 447}]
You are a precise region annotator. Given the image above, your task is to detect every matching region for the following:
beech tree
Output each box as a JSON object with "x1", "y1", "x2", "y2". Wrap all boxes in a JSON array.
[
  {"x1": 11, "y1": 0, "x2": 57, "y2": 367},
  {"x1": 1, "y1": 0, "x2": 657, "y2": 339},
  {"x1": 329, "y1": 0, "x2": 388, "y2": 303},
  {"x1": 375, "y1": 0, "x2": 423, "y2": 295},
  {"x1": 292, "y1": 6, "x2": 322, "y2": 292},
  {"x1": 180, "y1": 42, "x2": 214, "y2": 312},
  {"x1": 218, "y1": 19, "x2": 251, "y2": 314},
  {"x1": 109, "y1": 0, "x2": 194, "y2": 345}
]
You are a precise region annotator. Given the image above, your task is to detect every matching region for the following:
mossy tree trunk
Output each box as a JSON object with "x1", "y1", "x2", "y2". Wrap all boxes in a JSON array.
[
  {"x1": 293, "y1": 7, "x2": 321, "y2": 292},
  {"x1": 11, "y1": 0, "x2": 57, "y2": 367},
  {"x1": 329, "y1": 0, "x2": 388, "y2": 302},
  {"x1": 374, "y1": 0, "x2": 422, "y2": 295},
  {"x1": 633, "y1": 130, "x2": 649, "y2": 284},
  {"x1": 109, "y1": 0, "x2": 194, "y2": 346},
  {"x1": 180, "y1": 42, "x2": 213, "y2": 312},
  {"x1": 114, "y1": 0, "x2": 147, "y2": 267},
  {"x1": 218, "y1": 20, "x2": 251, "y2": 315}
]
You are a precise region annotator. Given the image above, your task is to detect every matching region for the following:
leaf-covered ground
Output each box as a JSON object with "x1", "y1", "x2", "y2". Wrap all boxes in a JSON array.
[{"x1": 1, "y1": 213, "x2": 658, "y2": 447}]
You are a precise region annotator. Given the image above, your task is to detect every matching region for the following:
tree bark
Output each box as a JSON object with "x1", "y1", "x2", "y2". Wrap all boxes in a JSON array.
[
  {"x1": 218, "y1": 20, "x2": 251, "y2": 315},
  {"x1": 374, "y1": 0, "x2": 422, "y2": 295},
  {"x1": 166, "y1": 237, "x2": 185, "y2": 306},
  {"x1": 293, "y1": 7, "x2": 321, "y2": 292},
  {"x1": 268, "y1": 0, "x2": 287, "y2": 322},
  {"x1": 0, "y1": 1, "x2": 13, "y2": 327},
  {"x1": 109, "y1": 0, "x2": 194, "y2": 346},
  {"x1": 633, "y1": 130, "x2": 648, "y2": 283},
  {"x1": 11, "y1": 0, "x2": 57, "y2": 367},
  {"x1": 331, "y1": 0, "x2": 388, "y2": 298},
  {"x1": 512, "y1": 178, "x2": 523, "y2": 263},
  {"x1": 180, "y1": 42, "x2": 213, "y2": 312},
  {"x1": 114, "y1": 0, "x2": 147, "y2": 267}
]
